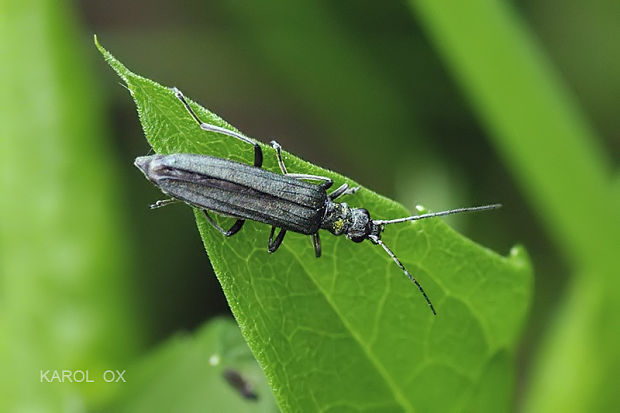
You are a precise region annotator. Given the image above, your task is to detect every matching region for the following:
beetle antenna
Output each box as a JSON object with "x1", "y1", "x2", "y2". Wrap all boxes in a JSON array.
[
  {"x1": 371, "y1": 236, "x2": 436, "y2": 316},
  {"x1": 374, "y1": 204, "x2": 501, "y2": 225}
]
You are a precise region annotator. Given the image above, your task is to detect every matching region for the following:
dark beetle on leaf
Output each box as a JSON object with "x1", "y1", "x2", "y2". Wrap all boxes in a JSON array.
[{"x1": 135, "y1": 88, "x2": 501, "y2": 315}]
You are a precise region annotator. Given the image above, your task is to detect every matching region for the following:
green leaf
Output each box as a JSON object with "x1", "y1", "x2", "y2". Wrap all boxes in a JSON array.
[
  {"x1": 96, "y1": 37, "x2": 532, "y2": 412},
  {"x1": 109, "y1": 318, "x2": 278, "y2": 412}
]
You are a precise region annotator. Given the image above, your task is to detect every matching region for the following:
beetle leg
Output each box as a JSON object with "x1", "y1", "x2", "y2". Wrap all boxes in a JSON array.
[
  {"x1": 311, "y1": 233, "x2": 321, "y2": 257},
  {"x1": 202, "y1": 210, "x2": 245, "y2": 237},
  {"x1": 268, "y1": 226, "x2": 287, "y2": 253},
  {"x1": 328, "y1": 183, "x2": 360, "y2": 201},
  {"x1": 286, "y1": 173, "x2": 333, "y2": 190},
  {"x1": 270, "y1": 141, "x2": 333, "y2": 189},
  {"x1": 270, "y1": 141, "x2": 289, "y2": 174},
  {"x1": 149, "y1": 198, "x2": 180, "y2": 209},
  {"x1": 173, "y1": 87, "x2": 263, "y2": 167}
]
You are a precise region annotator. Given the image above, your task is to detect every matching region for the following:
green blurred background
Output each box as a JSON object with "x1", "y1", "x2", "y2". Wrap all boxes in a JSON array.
[{"x1": 1, "y1": 0, "x2": 617, "y2": 411}]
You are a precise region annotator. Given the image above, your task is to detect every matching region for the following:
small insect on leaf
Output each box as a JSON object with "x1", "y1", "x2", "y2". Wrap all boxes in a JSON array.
[
  {"x1": 222, "y1": 369, "x2": 258, "y2": 401},
  {"x1": 134, "y1": 88, "x2": 502, "y2": 315}
]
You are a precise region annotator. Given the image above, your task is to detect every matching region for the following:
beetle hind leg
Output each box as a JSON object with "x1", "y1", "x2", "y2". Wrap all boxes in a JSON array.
[
  {"x1": 150, "y1": 198, "x2": 180, "y2": 209},
  {"x1": 202, "y1": 210, "x2": 245, "y2": 237},
  {"x1": 173, "y1": 87, "x2": 263, "y2": 167}
]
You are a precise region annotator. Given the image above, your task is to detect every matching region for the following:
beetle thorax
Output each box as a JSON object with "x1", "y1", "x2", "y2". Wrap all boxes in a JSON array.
[{"x1": 321, "y1": 201, "x2": 381, "y2": 243}]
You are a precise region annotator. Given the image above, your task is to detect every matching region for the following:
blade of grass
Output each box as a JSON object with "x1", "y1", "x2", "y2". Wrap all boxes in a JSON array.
[
  {"x1": 406, "y1": 0, "x2": 620, "y2": 410},
  {"x1": 0, "y1": 3, "x2": 140, "y2": 410},
  {"x1": 409, "y1": 0, "x2": 615, "y2": 268}
]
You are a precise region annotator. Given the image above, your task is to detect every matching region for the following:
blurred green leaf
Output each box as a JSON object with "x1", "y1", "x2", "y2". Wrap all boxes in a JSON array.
[
  {"x1": 0, "y1": 3, "x2": 140, "y2": 411},
  {"x1": 406, "y1": 0, "x2": 620, "y2": 411},
  {"x1": 97, "y1": 37, "x2": 532, "y2": 412},
  {"x1": 109, "y1": 317, "x2": 277, "y2": 412}
]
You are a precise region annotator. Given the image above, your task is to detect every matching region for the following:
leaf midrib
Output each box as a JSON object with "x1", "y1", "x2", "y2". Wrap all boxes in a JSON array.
[{"x1": 283, "y1": 238, "x2": 416, "y2": 412}]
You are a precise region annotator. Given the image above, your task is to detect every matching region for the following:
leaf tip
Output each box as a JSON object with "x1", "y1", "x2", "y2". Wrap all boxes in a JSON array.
[
  {"x1": 93, "y1": 34, "x2": 109, "y2": 58},
  {"x1": 93, "y1": 35, "x2": 132, "y2": 86}
]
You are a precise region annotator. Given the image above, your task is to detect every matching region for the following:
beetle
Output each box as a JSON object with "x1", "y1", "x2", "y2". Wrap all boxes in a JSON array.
[{"x1": 134, "y1": 88, "x2": 501, "y2": 315}]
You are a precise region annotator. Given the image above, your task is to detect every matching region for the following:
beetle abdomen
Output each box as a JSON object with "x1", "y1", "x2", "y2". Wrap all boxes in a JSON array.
[{"x1": 136, "y1": 154, "x2": 327, "y2": 234}]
